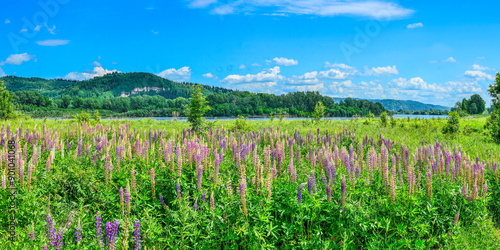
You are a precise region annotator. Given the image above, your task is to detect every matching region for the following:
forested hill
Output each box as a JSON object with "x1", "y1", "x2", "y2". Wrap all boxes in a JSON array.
[
  {"x1": 1, "y1": 72, "x2": 232, "y2": 99},
  {"x1": 2, "y1": 72, "x2": 386, "y2": 118},
  {"x1": 332, "y1": 98, "x2": 450, "y2": 111}
]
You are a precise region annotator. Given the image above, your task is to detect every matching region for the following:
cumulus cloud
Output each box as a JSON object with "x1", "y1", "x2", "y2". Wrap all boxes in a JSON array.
[
  {"x1": 251, "y1": 63, "x2": 262, "y2": 67},
  {"x1": 92, "y1": 61, "x2": 102, "y2": 67},
  {"x1": 324, "y1": 62, "x2": 356, "y2": 70},
  {"x1": 36, "y1": 39, "x2": 70, "y2": 46},
  {"x1": 5, "y1": 19, "x2": 10, "y2": 24},
  {"x1": 0, "y1": 67, "x2": 5, "y2": 77},
  {"x1": 221, "y1": 66, "x2": 285, "y2": 85},
  {"x1": 363, "y1": 65, "x2": 398, "y2": 76},
  {"x1": 407, "y1": 22, "x2": 423, "y2": 29},
  {"x1": 238, "y1": 64, "x2": 247, "y2": 70},
  {"x1": 444, "y1": 57, "x2": 456, "y2": 63},
  {"x1": 202, "y1": 72, "x2": 216, "y2": 79},
  {"x1": 195, "y1": 0, "x2": 414, "y2": 20},
  {"x1": 1, "y1": 53, "x2": 34, "y2": 66},
  {"x1": 65, "y1": 66, "x2": 120, "y2": 80},
  {"x1": 389, "y1": 77, "x2": 446, "y2": 92},
  {"x1": 272, "y1": 57, "x2": 298, "y2": 66},
  {"x1": 464, "y1": 70, "x2": 494, "y2": 81},
  {"x1": 157, "y1": 66, "x2": 191, "y2": 82}
]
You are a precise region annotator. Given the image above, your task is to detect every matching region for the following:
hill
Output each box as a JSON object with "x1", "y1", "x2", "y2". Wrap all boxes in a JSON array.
[
  {"x1": 1, "y1": 72, "x2": 232, "y2": 99},
  {"x1": 332, "y1": 98, "x2": 450, "y2": 111}
]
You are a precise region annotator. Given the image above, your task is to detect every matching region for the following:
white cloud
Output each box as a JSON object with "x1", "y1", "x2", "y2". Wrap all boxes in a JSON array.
[
  {"x1": 389, "y1": 77, "x2": 446, "y2": 92},
  {"x1": 221, "y1": 66, "x2": 284, "y2": 84},
  {"x1": 238, "y1": 64, "x2": 247, "y2": 70},
  {"x1": 188, "y1": 0, "x2": 217, "y2": 8},
  {"x1": 111, "y1": 62, "x2": 118, "y2": 65},
  {"x1": 1, "y1": 53, "x2": 34, "y2": 66},
  {"x1": 472, "y1": 64, "x2": 492, "y2": 71},
  {"x1": 35, "y1": 39, "x2": 70, "y2": 46},
  {"x1": 5, "y1": 19, "x2": 10, "y2": 24},
  {"x1": 251, "y1": 63, "x2": 262, "y2": 67},
  {"x1": 152, "y1": 30, "x2": 159, "y2": 35},
  {"x1": 157, "y1": 66, "x2": 192, "y2": 82},
  {"x1": 19, "y1": 28, "x2": 27, "y2": 33},
  {"x1": 464, "y1": 70, "x2": 494, "y2": 81},
  {"x1": 0, "y1": 67, "x2": 5, "y2": 77},
  {"x1": 324, "y1": 62, "x2": 356, "y2": 70},
  {"x1": 429, "y1": 61, "x2": 437, "y2": 64},
  {"x1": 65, "y1": 66, "x2": 120, "y2": 80},
  {"x1": 92, "y1": 61, "x2": 102, "y2": 67},
  {"x1": 273, "y1": 57, "x2": 298, "y2": 66},
  {"x1": 407, "y1": 22, "x2": 423, "y2": 29},
  {"x1": 34, "y1": 25, "x2": 41, "y2": 31},
  {"x1": 202, "y1": 72, "x2": 216, "y2": 78},
  {"x1": 445, "y1": 57, "x2": 456, "y2": 63},
  {"x1": 195, "y1": 0, "x2": 414, "y2": 20},
  {"x1": 476, "y1": 56, "x2": 485, "y2": 60},
  {"x1": 363, "y1": 65, "x2": 398, "y2": 76}
]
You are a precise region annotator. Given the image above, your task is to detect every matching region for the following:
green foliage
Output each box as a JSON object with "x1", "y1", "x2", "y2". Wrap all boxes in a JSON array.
[
  {"x1": 453, "y1": 94, "x2": 486, "y2": 115},
  {"x1": 233, "y1": 115, "x2": 251, "y2": 132},
  {"x1": 73, "y1": 111, "x2": 92, "y2": 124},
  {"x1": 389, "y1": 113, "x2": 397, "y2": 127},
  {"x1": 269, "y1": 111, "x2": 274, "y2": 122},
  {"x1": 443, "y1": 111, "x2": 460, "y2": 135},
  {"x1": 277, "y1": 109, "x2": 285, "y2": 122},
  {"x1": 380, "y1": 111, "x2": 388, "y2": 127},
  {"x1": 93, "y1": 110, "x2": 101, "y2": 123},
  {"x1": 312, "y1": 101, "x2": 326, "y2": 123},
  {"x1": 486, "y1": 73, "x2": 500, "y2": 143},
  {"x1": 187, "y1": 85, "x2": 210, "y2": 132},
  {"x1": 0, "y1": 80, "x2": 16, "y2": 120}
]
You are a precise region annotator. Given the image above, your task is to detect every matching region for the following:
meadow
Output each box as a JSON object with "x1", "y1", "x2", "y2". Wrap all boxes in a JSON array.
[{"x1": 1, "y1": 116, "x2": 500, "y2": 249}]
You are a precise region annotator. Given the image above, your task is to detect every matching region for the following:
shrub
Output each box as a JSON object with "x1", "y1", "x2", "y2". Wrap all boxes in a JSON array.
[
  {"x1": 73, "y1": 111, "x2": 92, "y2": 124},
  {"x1": 380, "y1": 112, "x2": 388, "y2": 127},
  {"x1": 442, "y1": 111, "x2": 460, "y2": 135}
]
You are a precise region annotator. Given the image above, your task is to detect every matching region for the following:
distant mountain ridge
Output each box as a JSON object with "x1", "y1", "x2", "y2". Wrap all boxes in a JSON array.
[{"x1": 332, "y1": 98, "x2": 450, "y2": 111}]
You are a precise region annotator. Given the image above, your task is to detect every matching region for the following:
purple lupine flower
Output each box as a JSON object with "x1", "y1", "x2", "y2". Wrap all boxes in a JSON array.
[
  {"x1": 134, "y1": 220, "x2": 141, "y2": 250},
  {"x1": 95, "y1": 212, "x2": 104, "y2": 248},
  {"x1": 104, "y1": 220, "x2": 119, "y2": 250},
  {"x1": 176, "y1": 180, "x2": 181, "y2": 198},
  {"x1": 307, "y1": 171, "x2": 316, "y2": 195},
  {"x1": 75, "y1": 220, "x2": 82, "y2": 242},
  {"x1": 54, "y1": 228, "x2": 64, "y2": 250},
  {"x1": 210, "y1": 192, "x2": 215, "y2": 212},
  {"x1": 297, "y1": 183, "x2": 306, "y2": 203},
  {"x1": 193, "y1": 200, "x2": 198, "y2": 210},
  {"x1": 159, "y1": 194, "x2": 167, "y2": 209},
  {"x1": 453, "y1": 211, "x2": 460, "y2": 226},
  {"x1": 341, "y1": 179, "x2": 346, "y2": 206},
  {"x1": 45, "y1": 214, "x2": 55, "y2": 246},
  {"x1": 30, "y1": 221, "x2": 35, "y2": 241}
]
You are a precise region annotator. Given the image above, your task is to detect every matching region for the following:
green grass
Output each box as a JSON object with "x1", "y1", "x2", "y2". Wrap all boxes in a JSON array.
[{"x1": 0, "y1": 116, "x2": 499, "y2": 249}]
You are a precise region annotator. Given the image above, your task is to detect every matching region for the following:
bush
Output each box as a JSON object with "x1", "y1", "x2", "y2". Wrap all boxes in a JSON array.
[
  {"x1": 380, "y1": 112, "x2": 388, "y2": 127},
  {"x1": 73, "y1": 111, "x2": 92, "y2": 124},
  {"x1": 442, "y1": 111, "x2": 460, "y2": 135}
]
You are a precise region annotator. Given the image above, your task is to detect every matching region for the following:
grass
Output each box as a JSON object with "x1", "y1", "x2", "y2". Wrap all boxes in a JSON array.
[{"x1": 0, "y1": 116, "x2": 499, "y2": 249}]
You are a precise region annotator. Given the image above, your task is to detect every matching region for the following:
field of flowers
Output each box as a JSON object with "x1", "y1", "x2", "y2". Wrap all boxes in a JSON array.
[{"x1": 1, "y1": 117, "x2": 500, "y2": 249}]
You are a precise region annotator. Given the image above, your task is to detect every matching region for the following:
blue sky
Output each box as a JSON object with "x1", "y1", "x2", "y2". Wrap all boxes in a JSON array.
[{"x1": 0, "y1": 0, "x2": 499, "y2": 107}]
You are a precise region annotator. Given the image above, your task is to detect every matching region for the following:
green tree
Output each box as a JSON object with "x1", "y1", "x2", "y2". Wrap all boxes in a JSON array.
[
  {"x1": 312, "y1": 101, "x2": 326, "y2": 123},
  {"x1": 380, "y1": 111, "x2": 388, "y2": 127},
  {"x1": 0, "y1": 81, "x2": 16, "y2": 120},
  {"x1": 469, "y1": 94, "x2": 486, "y2": 114},
  {"x1": 389, "y1": 113, "x2": 397, "y2": 127},
  {"x1": 61, "y1": 95, "x2": 72, "y2": 108},
  {"x1": 93, "y1": 110, "x2": 101, "y2": 123},
  {"x1": 442, "y1": 111, "x2": 460, "y2": 135},
  {"x1": 187, "y1": 85, "x2": 210, "y2": 132},
  {"x1": 486, "y1": 73, "x2": 500, "y2": 143}
]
